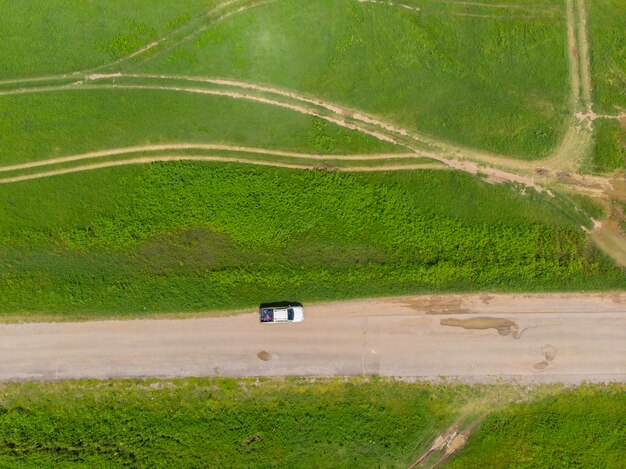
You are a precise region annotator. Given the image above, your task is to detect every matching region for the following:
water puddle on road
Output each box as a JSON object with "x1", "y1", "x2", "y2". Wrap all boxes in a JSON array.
[
  {"x1": 257, "y1": 351, "x2": 271, "y2": 361},
  {"x1": 440, "y1": 317, "x2": 523, "y2": 338}
]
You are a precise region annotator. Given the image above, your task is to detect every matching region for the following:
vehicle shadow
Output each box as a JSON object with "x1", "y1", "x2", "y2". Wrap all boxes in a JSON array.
[{"x1": 259, "y1": 301, "x2": 303, "y2": 309}]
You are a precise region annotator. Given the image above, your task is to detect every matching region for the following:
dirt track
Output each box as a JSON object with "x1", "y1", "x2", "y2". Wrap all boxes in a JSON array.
[{"x1": 1, "y1": 293, "x2": 624, "y2": 383}]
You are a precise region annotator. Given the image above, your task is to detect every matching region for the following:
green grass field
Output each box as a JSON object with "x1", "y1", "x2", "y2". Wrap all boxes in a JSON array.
[
  {"x1": 0, "y1": 1, "x2": 624, "y2": 319},
  {"x1": 588, "y1": 0, "x2": 626, "y2": 174},
  {"x1": 0, "y1": 378, "x2": 623, "y2": 468},
  {"x1": 121, "y1": 0, "x2": 571, "y2": 158},
  {"x1": 0, "y1": 0, "x2": 570, "y2": 158},
  {"x1": 592, "y1": 120, "x2": 626, "y2": 173},
  {"x1": 0, "y1": 90, "x2": 399, "y2": 165},
  {"x1": 0, "y1": 378, "x2": 455, "y2": 468},
  {"x1": 0, "y1": 0, "x2": 220, "y2": 77},
  {"x1": 447, "y1": 384, "x2": 626, "y2": 468},
  {"x1": 0, "y1": 163, "x2": 623, "y2": 318}
]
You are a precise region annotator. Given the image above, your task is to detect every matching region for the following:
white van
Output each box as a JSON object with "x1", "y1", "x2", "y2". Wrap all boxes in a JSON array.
[{"x1": 259, "y1": 305, "x2": 304, "y2": 323}]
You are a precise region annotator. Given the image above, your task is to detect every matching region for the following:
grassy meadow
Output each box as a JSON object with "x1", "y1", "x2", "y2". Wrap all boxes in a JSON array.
[
  {"x1": 592, "y1": 120, "x2": 625, "y2": 173},
  {"x1": 0, "y1": 90, "x2": 399, "y2": 165},
  {"x1": 588, "y1": 0, "x2": 626, "y2": 174},
  {"x1": 1, "y1": 163, "x2": 623, "y2": 318},
  {"x1": 0, "y1": 0, "x2": 221, "y2": 78},
  {"x1": 0, "y1": 378, "x2": 623, "y2": 468},
  {"x1": 0, "y1": 1, "x2": 624, "y2": 319},
  {"x1": 135, "y1": 0, "x2": 570, "y2": 158},
  {"x1": 0, "y1": 0, "x2": 571, "y2": 157}
]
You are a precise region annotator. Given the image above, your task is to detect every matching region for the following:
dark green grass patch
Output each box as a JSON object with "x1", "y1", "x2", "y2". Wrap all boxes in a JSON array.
[
  {"x1": 446, "y1": 384, "x2": 626, "y2": 469},
  {"x1": 588, "y1": 0, "x2": 626, "y2": 114},
  {"x1": 0, "y1": 379, "x2": 623, "y2": 468},
  {"x1": 0, "y1": 378, "x2": 454, "y2": 468},
  {"x1": 0, "y1": 164, "x2": 623, "y2": 318},
  {"x1": 136, "y1": 0, "x2": 569, "y2": 158},
  {"x1": 592, "y1": 119, "x2": 626, "y2": 173}
]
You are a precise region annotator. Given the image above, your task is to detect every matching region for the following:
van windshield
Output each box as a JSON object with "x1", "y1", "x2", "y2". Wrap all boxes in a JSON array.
[{"x1": 287, "y1": 308, "x2": 294, "y2": 321}]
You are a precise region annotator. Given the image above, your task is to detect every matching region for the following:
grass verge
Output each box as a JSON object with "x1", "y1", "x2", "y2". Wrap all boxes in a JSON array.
[
  {"x1": 0, "y1": 379, "x2": 623, "y2": 468},
  {"x1": 0, "y1": 163, "x2": 623, "y2": 319},
  {"x1": 446, "y1": 383, "x2": 626, "y2": 468}
]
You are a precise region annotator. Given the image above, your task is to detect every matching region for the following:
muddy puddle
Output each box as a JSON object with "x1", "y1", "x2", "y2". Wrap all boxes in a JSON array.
[
  {"x1": 257, "y1": 351, "x2": 271, "y2": 361},
  {"x1": 534, "y1": 344, "x2": 558, "y2": 370},
  {"x1": 440, "y1": 317, "x2": 523, "y2": 338}
]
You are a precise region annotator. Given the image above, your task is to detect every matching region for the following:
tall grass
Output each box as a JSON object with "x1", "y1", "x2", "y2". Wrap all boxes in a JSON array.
[
  {"x1": 0, "y1": 379, "x2": 622, "y2": 468},
  {"x1": 0, "y1": 378, "x2": 455, "y2": 468},
  {"x1": 0, "y1": 163, "x2": 622, "y2": 318}
]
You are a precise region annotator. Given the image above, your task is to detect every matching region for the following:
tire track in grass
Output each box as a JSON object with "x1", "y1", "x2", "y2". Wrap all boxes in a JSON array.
[
  {"x1": 99, "y1": 74, "x2": 602, "y2": 188},
  {"x1": 356, "y1": 0, "x2": 562, "y2": 19},
  {"x1": 0, "y1": 1, "x2": 610, "y2": 194},
  {"x1": 0, "y1": 80, "x2": 594, "y2": 193},
  {"x1": 433, "y1": 1, "x2": 560, "y2": 11},
  {"x1": 0, "y1": 82, "x2": 409, "y2": 147},
  {"x1": 0, "y1": 154, "x2": 446, "y2": 184},
  {"x1": 566, "y1": 0, "x2": 581, "y2": 108},
  {"x1": 576, "y1": 0, "x2": 593, "y2": 110},
  {"x1": 0, "y1": 145, "x2": 420, "y2": 173}
]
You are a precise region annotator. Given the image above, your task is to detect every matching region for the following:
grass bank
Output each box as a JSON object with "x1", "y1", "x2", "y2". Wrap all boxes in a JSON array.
[
  {"x1": 0, "y1": 163, "x2": 623, "y2": 319},
  {"x1": 588, "y1": 0, "x2": 626, "y2": 174},
  {"x1": 0, "y1": 378, "x2": 623, "y2": 468}
]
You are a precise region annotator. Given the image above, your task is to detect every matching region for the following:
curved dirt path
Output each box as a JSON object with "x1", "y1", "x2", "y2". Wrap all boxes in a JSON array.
[
  {"x1": 102, "y1": 73, "x2": 603, "y2": 179},
  {"x1": 0, "y1": 154, "x2": 444, "y2": 184},
  {"x1": 0, "y1": 144, "x2": 419, "y2": 173},
  {"x1": 356, "y1": 0, "x2": 561, "y2": 19},
  {"x1": 592, "y1": 223, "x2": 626, "y2": 268},
  {"x1": 1, "y1": 293, "x2": 624, "y2": 383},
  {"x1": 0, "y1": 81, "x2": 551, "y2": 190}
]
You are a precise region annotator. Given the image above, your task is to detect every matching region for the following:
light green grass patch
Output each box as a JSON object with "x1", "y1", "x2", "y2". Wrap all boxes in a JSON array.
[
  {"x1": 135, "y1": 0, "x2": 569, "y2": 158},
  {"x1": 588, "y1": 0, "x2": 626, "y2": 114},
  {"x1": 0, "y1": 90, "x2": 399, "y2": 165},
  {"x1": 591, "y1": 119, "x2": 626, "y2": 173},
  {"x1": 0, "y1": 0, "x2": 221, "y2": 78}
]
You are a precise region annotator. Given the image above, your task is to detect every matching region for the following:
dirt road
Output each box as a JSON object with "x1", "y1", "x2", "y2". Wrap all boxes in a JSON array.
[{"x1": 1, "y1": 293, "x2": 625, "y2": 383}]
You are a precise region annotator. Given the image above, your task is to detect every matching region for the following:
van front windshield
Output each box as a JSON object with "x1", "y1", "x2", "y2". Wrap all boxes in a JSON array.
[{"x1": 287, "y1": 308, "x2": 294, "y2": 321}]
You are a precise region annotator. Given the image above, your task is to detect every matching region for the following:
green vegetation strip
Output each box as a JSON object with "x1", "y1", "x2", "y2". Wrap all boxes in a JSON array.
[
  {"x1": 591, "y1": 120, "x2": 626, "y2": 174},
  {"x1": 0, "y1": 147, "x2": 439, "y2": 183},
  {"x1": 447, "y1": 384, "x2": 626, "y2": 468},
  {"x1": 0, "y1": 163, "x2": 623, "y2": 319},
  {"x1": 0, "y1": 378, "x2": 623, "y2": 468}
]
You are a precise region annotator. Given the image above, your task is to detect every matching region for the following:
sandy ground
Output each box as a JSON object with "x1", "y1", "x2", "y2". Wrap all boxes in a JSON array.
[{"x1": 1, "y1": 293, "x2": 624, "y2": 384}]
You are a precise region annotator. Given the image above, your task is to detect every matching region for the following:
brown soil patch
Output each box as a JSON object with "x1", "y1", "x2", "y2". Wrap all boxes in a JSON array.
[{"x1": 440, "y1": 317, "x2": 524, "y2": 338}]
